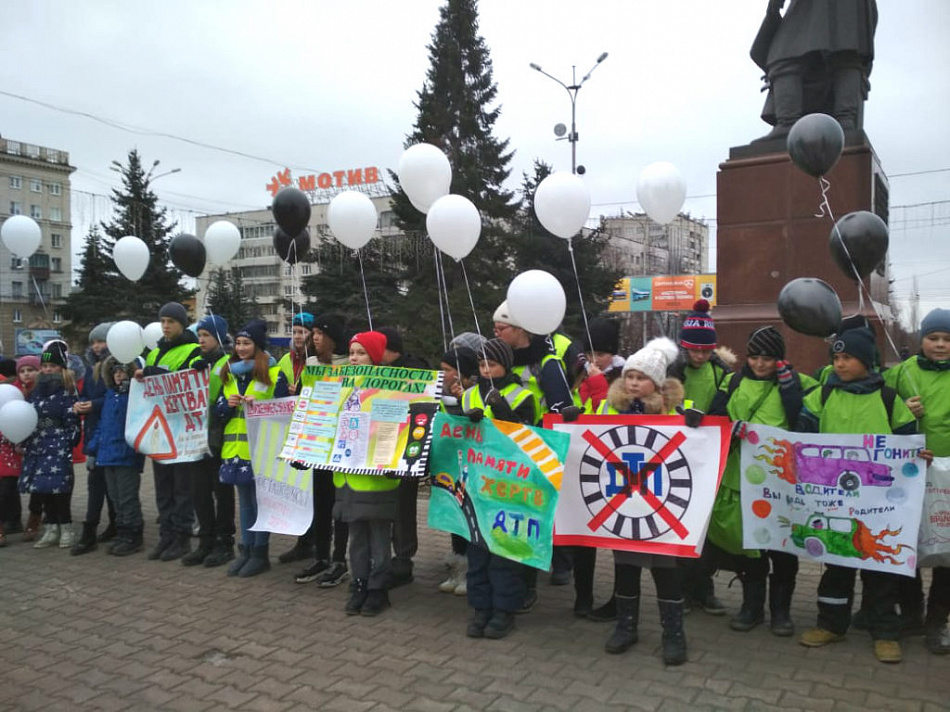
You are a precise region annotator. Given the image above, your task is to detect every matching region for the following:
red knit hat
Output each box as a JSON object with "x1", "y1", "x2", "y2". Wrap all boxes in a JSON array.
[{"x1": 350, "y1": 331, "x2": 387, "y2": 365}]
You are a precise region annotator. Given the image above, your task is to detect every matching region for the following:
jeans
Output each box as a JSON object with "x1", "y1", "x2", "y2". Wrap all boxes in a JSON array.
[
  {"x1": 153, "y1": 461, "x2": 195, "y2": 541},
  {"x1": 191, "y1": 456, "x2": 235, "y2": 545},
  {"x1": 236, "y1": 481, "x2": 269, "y2": 548},
  {"x1": 817, "y1": 564, "x2": 900, "y2": 640},
  {"x1": 83, "y1": 466, "x2": 115, "y2": 527},
  {"x1": 467, "y1": 543, "x2": 526, "y2": 613},
  {"x1": 349, "y1": 518, "x2": 392, "y2": 591},
  {"x1": 313, "y1": 469, "x2": 347, "y2": 562},
  {"x1": 103, "y1": 466, "x2": 142, "y2": 532}
]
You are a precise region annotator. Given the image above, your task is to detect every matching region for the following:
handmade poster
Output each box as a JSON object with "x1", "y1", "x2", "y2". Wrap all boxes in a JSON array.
[
  {"x1": 280, "y1": 364, "x2": 442, "y2": 476},
  {"x1": 548, "y1": 414, "x2": 731, "y2": 558},
  {"x1": 246, "y1": 397, "x2": 313, "y2": 536},
  {"x1": 428, "y1": 413, "x2": 570, "y2": 570},
  {"x1": 740, "y1": 424, "x2": 927, "y2": 577},
  {"x1": 126, "y1": 369, "x2": 210, "y2": 463}
]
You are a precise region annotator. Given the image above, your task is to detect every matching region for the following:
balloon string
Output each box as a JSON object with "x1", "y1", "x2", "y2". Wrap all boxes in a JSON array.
[
  {"x1": 356, "y1": 248, "x2": 374, "y2": 331},
  {"x1": 436, "y1": 248, "x2": 457, "y2": 345},
  {"x1": 459, "y1": 258, "x2": 493, "y2": 391},
  {"x1": 567, "y1": 238, "x2": 594, "y2": 365},
  {"x1": 433, "y1": 245, "x2": 448, "y2": 353},
  {"x1": 817, "y1": 177, "x2": 905, "y2": 372}
]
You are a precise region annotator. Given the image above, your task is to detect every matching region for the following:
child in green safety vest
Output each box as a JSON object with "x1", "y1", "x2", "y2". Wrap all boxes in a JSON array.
[
  {"x1": 461, "y1": 338, "x2": 538, "y2": 640},
  {"x1": 707, "y1": 326, "x2": 816, "y2": 636},
  {"x1": 215, "y1": 320, "x2": 288, "y2": 579},
  {"x1": 884, "y1": 308, "x2": 950, "y2": 655},
  {"x1": 797, "y1": 326, "x2": 917, "y2": 664}
]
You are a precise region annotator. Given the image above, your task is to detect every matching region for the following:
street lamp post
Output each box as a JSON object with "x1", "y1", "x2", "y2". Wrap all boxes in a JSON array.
[{"x1": 529, "y1": 52, "x2": 608, "y2": 174}]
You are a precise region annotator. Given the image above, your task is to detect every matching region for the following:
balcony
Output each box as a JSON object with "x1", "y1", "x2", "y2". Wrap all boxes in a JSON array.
[{"x1": 0, "y1": 138, "x2": 70, "y2": 165}]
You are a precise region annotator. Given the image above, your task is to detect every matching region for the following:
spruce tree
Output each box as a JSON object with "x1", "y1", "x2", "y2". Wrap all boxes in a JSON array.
[
  {"x1": 386, "y1": 0, "x2": 517, "y2": 360},
  {"x1": 61, "y1": 226, "x2": 122, "y2": 338},
  {"x1": 206, "y1": 267, "x2": 258, "y2": 334}
]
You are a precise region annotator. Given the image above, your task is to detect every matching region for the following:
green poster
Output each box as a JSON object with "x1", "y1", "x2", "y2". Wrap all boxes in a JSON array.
[{"x1": 427, "y1": 413, "x2": 570, "y2": 570}]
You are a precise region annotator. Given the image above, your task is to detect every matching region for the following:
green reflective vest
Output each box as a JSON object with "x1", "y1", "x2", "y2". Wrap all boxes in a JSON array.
[
  {"x1": 145, "y1": 341, "x2": 201, "y2": 371},
  {"x1": 221, "y1": 365, "x2": 281, "y2": 460},
  {"x1": 461, "y1": 382, "x2": 534, "y2": 422}
]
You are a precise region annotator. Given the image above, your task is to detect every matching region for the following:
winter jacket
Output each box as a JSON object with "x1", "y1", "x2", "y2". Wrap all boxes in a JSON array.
[
  {"x1": 798, "y1": 372, "x2": 916, "y2": 436},
  {"x1": 578, "y1": 355, "x2": 625, "y2": 413},
  {"x1": 511, "y1": 335, "x2": 574, "y2": 422},
  {"x1": 679, "y1": 350, "x2": 733, "y2": 413},
  {"x1": 461, "y1": 377, "x2": 536, "y2": 425},
  {"x1": 143, "y1": 331, "x2": 201, "y2": 373},
  {"x1": 19, "y1": 375, "x2": 79, "y2": 494},
  {"x1": 87, "y1": 369, "x2": 144, "y2": 470},
  {"x1": 278, "y1": 348, "x2": 309, "y2": 392},
  {"x1": 884, "y1": 354, "x2": 950, "y2": 457},
  {"x1": 0, "y1": 378, "x2": 32, "y2": 477},
  {"x1": 79, "y1": 348, "x2": 110, "y2": 455},
  {"x1": 592, "y1": 376, "x2": 685, "y2": 416}
]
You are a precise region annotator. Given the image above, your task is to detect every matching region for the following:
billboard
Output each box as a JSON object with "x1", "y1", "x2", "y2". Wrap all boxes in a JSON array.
[
  {"x1": 608, "y1": 274, "x2": 716, "y2": 313},
  {"x1": 15, "y1": 328, "x2": 61, "y2": 355}
]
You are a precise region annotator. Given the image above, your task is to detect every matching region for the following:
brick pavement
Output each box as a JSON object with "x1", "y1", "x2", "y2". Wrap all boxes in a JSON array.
[{"x1": 0, "y1": 466, "x2": 947, "y2": 712}]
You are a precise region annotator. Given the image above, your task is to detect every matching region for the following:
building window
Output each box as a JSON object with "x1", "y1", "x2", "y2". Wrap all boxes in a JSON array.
[
  {"x1": 51, "y1": 257, "x2": 62, "y2": 272},
  {"x1": 11, "y1": 281, "x2": 23, "y2": 299},
  {"x1": 10, "y1": 201, "x2": 21, "y2": 215},
  {"x1": 51, "y1": 283, "x2": 62, "y2": 299},
  {"x1": 30, "y1": 178, "x2": 42, "y2": 192},
  {"x1": 49, "y1": 182, "x2": 62, "y2": 196},
  {"x1": 300, "y1": 263, "x2": 312, "y2": 276},
  {"x1": 12, "y1": 309, "x2": 22, "y2": 324},
  {"x1": 53, "y1": 311, "x2": 62, "y2": 324},
  {"x1": 283, "y1": 285, "x2": 295, "y2": 296},
  {"x1": 30, "y1": 205, "x2": 42, "y2": 220},
  {"x1": 283, "y1": 265, "x2": 292, "y2": 276},
  {"x1": 47, "y1": 150, "x2": 59, "y2": 163},
  {"x1": 10, "y1": 256, "x2": 23, "y2": 270},
  {"x1": 51, "y1": 233, "x2": 63, "y2": 248},
  {"x1": 7, "y1": 141, "x2": 20, "y2": 155},
  {"x1": 9, "y1": 175, "x2": 21, "y2": 190},
  {"x1": 50, "y1": 207, "x2": 62, "y2": 222}
]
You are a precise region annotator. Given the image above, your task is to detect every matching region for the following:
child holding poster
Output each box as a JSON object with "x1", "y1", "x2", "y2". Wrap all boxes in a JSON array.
[
  {"x1": 333, "y1": 331, "x2": 400, "y2": 616},
  {"x1": 591, "y1": 337, "x2": 689, "y2": 665},
  {"x1": 707, "y1": 326, "x2": 815, "y2": 636},
  {"x1": 216, "y1": 320, "x2": 288, "y2": 578},
  {"x1": 797, "y1": 326, "x2": 917, "y2": 664},
  {"x1": 884, "y1": 308, "x2": 950, "y2": 655},
  {"x1": 460, "y1": 338, "x2": 537, "y2": 639}
]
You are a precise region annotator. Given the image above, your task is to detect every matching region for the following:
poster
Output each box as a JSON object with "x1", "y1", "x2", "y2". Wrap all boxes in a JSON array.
[
  {"x1": 246, "y1": 397, "x2": 313, "y2": 536},
  {"x1": 427, "y1": 413, "x2": 570, "y2": 570},
  {"x1": 607, "y1": 274, "x2": 716, "y2": 313},
  {"x1": 126, "y1": 369, "x2": 210, "y2": 463},
  {"x1": 740, "y1": 425, "x2": 927, "y2": 577},
  {"x1": 280, "y1": 364, "x2": 442, "y2": 476},
  {"x1": 548, "y1": 414, "x2": 730, "y2": 558}
]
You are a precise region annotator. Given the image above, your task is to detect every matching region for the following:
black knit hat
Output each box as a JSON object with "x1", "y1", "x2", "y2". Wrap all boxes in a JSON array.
[
  {"x1": 236, "y1": 319, "x2": 268, "y2": 352},
  {"x1": 313, "y1": 314, "x2": 346, "y2": 350},
  {"x1": 680, "y1": 300, "x2": 717, "y2": 350},
  {"x1": 41, "y1": 340, "x2": 69, "y2": 369},
  {"x1": 480, "y1": 338, "x2": 514, "y2": 373},
  {"x1": 747, "y1": 326, "x2": 785, "y2": 359},
  {"x1": 585, "y1": 318, "x2": 620, "y2": 354},
  {"x1": 158, "y1": 302, "x2": 189, "y2": 328},
  {"x1": 832, "y1": 326, "x2": 877, "y2": 370},
  {"x1": 441, "y1": 347, "x2": 479, "y2": 381},
  {"x1": 377, "y1": 326, "x2": 403, "y2": 355},
  {"x1": 0, "y1": 358, "x2": 16, "y2": 379}
]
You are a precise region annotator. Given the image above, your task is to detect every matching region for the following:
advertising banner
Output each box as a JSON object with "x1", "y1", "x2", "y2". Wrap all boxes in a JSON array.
[{"x1": 608, "y1": 274, "x2": 716, "y2": 313}]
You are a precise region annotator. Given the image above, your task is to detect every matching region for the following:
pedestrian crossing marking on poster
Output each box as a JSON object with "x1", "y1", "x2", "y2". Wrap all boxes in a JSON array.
[{"x1": 493, "y1": 419, "x2": 565, "y2": 490}]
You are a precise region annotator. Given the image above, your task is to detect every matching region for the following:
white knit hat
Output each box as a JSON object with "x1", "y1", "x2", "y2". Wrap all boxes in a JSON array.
[
  {"x1": 492, "y1": 300, "x2": 521, "y2": 328},
  {"x1": 623, "y1": 337, "x2": 679, "y2": 387}
]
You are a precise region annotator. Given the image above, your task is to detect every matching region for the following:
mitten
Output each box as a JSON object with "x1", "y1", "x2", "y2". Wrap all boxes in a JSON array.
[
  {"x1": 191, "y1": 357, "x2": 210, "y2": 371},
  {"x1": 141, "y1": 366, "x2": 165, "y2": 377},
  {"x1": 465, "y1": 408, "x2": 485, "y2": 423},
  {"x1": 560, "y1": 405, "x2": 582, "y2": 422},
  {"x1": 676, "y1": 405, "x2": 705, "y2": 429},
  {"x1": 731, "y1": 420, "x2": 749, "y2": 440},
  {"x1": 485, "y1": 389, "x2": 504, "y2": 408},
  {"x1": 775, "y1": 360, "x2": 795, "y2": 389},
  {"x1": 289, "y1": 460, "x2": 310, "y2": 470}
]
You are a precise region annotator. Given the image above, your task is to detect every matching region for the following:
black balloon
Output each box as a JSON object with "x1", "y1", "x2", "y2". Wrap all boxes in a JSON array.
[
  {"x1": 830, "y1": 210, "x2": 889, "y2": 282},
  {"x1": 272, "y1": 188, "x2": 311, "y2": 235},
  {"x1": 168, "y1": 233, "x2": 206, "y2": 278},
  {"x1": 787, "y1": 113, "x2": 845, "y2": 178},
  {"x1": 777, "y1": 278, "x2": 842, "y2": 337},
  {"x1": 273, "y1": 227, "x2": 311, "y2": 264}
]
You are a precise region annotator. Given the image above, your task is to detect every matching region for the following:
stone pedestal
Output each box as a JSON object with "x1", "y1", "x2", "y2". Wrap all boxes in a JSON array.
[{"x1": 714, "y1": 135, "x2": 891, "y2": 374}]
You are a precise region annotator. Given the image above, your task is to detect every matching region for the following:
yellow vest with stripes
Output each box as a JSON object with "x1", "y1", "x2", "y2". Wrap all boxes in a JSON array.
[
  {"x1": 221, "y1": 365, "x2": 281, "y2": 460},
  {"x1": 461, "y1": 382, "x2": 534, "y2": 422}
]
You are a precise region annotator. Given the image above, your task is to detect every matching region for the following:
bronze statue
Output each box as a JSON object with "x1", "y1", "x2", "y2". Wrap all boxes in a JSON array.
[{"x1": 752, "y1": 0, "x2": 878, "y2": 142}]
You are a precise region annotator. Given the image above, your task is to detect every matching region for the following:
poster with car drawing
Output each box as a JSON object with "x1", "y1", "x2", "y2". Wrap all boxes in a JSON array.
[{"x1": 740, "y1": 424, "x2": 927, "y2": 577}]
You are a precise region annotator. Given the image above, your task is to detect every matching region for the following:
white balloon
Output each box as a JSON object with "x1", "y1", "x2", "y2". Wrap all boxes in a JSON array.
[
  {"x1": 1, "y1": 215, "x2": 42, "y2": 258},
  {"x1": 397, "y1": 143, "x2": 452, "y2": 214},
  {"x1": 426, "y1": 195, "x2": 481, "y2": 261},
  {"x1": 143, "y1": 322, "x2": 163, "y2": 351},
  {"x1": 107, "y1": 321, "x2": 146, "y2": 364},
  {"x1": 636, "y1": 162, "x2": 687, "y2": 225},
  {"x1": 507, "y1": 270, "x2": 566, "y2": 336},
  {"x1": 204, "y1": 220, "x2": 242, "y2": 265},
  {"x1": 0, "y1": 400, "x2": 38, "y2": 444},
  {"x1": 534, "y1": 172, "x2": 591, "y2": 239},
  {"x1": 327, "y1": 191, "x2": 379, "y2": 250},
  {"x1": 0, "y1": 383, "x2": 24, "y2": 410},
  {"x1": 113, "y1": 235, "x2": 150, "y2": 281}
]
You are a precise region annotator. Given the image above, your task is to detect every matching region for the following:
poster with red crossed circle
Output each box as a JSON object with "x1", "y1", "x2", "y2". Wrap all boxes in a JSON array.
[{"x1": 546, "y1": 415, "x2": 730, "y2": 557}]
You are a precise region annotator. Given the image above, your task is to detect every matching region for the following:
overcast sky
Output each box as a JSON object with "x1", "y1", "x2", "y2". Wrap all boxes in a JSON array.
[{"x1": 2, "y1": 0, "x2": 948, "y2": 322}]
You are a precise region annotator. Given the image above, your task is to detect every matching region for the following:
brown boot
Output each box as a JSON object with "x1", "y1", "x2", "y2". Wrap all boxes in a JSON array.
[{"x1": 23, "y1": 513, "x2": 41, "y2": 542}]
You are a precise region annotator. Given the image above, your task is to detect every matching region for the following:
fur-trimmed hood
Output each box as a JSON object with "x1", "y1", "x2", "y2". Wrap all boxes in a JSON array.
[
  {"x1": 101, "y1": 356, "x2": 136, "y2": 390},
  {"x1": 605, "y1": 375, "x2": 684, "y2": 415}
]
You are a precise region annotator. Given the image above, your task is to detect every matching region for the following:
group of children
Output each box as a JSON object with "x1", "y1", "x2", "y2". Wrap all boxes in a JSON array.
[{"x1": 0, "y1": 298, "x2": 947, "y2": 667}]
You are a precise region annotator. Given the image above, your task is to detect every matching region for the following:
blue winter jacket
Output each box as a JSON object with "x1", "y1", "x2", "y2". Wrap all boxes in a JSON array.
[
  {"x1": 79, "y1": 349, "x2": 109, "y2": 454},
  {"x1": 87, "y1": 386, "x2": 145, "y2": 469}
]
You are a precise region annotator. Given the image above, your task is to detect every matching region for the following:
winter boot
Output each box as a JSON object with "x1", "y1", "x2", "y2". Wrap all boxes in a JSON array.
[
  {"x1": 203, "y1": 538, "x2": 235, "y2": 568},
  {"x1": 147, "y1": 537, "x2": 173, "y2": 561},
  {"x1": 70, "y1": 522, "x2": 99, "y2": 556},
  {"x1": 58, "y1": 524, "x2": 77, "y2": 549},
  {"x1": 484, "y1": 610, "x2": 516, "y2": 640},
  {"x1": 227, "y1": 545, "x2": 250, "y2": 577},
  {"x1": 453, "y1": 556, "x2": 468, "y2": 596},
  {"x1": 278, "y1": 540, "x2": 314, "y2": 564},
  {"x1": 345, "y1": 579, "x2": 368, "y2": 615},
  {"x1": 112, "y1": 528, "x2": 144, "y2": 557},
  {"x1": 730, "y1": 577, "x2": 766, "y2": 632},
  {"x1": 467, "y1": 609, "x2": 492, "y2": 638},
  {"x1": 752, "y1": 72, "x2": 803, "y2": 143},
  {"x1": 925, "y1": 603, "x2": 950, "y2": 655},
  {"x1": 97, "y1": 520, "x2": 117, "y2": 543},
  {"x1": 33, "y1": 523, "x2": 61, "y2": 549},
  {"x1": 238, "y1": 545, "x2": 271, "y2": 578},
  {"x1": 604, "y1": 595, "x2": 639, "y2": 654},
  {"x1": 23, "y1": 513, "x2": 42, "y2": 542},
  {"x1": 769, "y1": 576, "x2": 795, "y2": 637},
  {"x1": 439, "y1": 554, "x2": 465, "y2": 593},
  {"x1": 658, "y1": 599, "x2": 688, "y2": 666},
  {"x1": 181, "y1": 537, "x2": 214, "y2": 567},
  {"x1": 361, "y1": 589, "x2": 391, "y2": 617},
  {"x1": 588, "y1": 595, "x2": 617, "y2": 623},
  {"x1": 160, "y1": 533, "x2": 192, "y2": 562}
]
